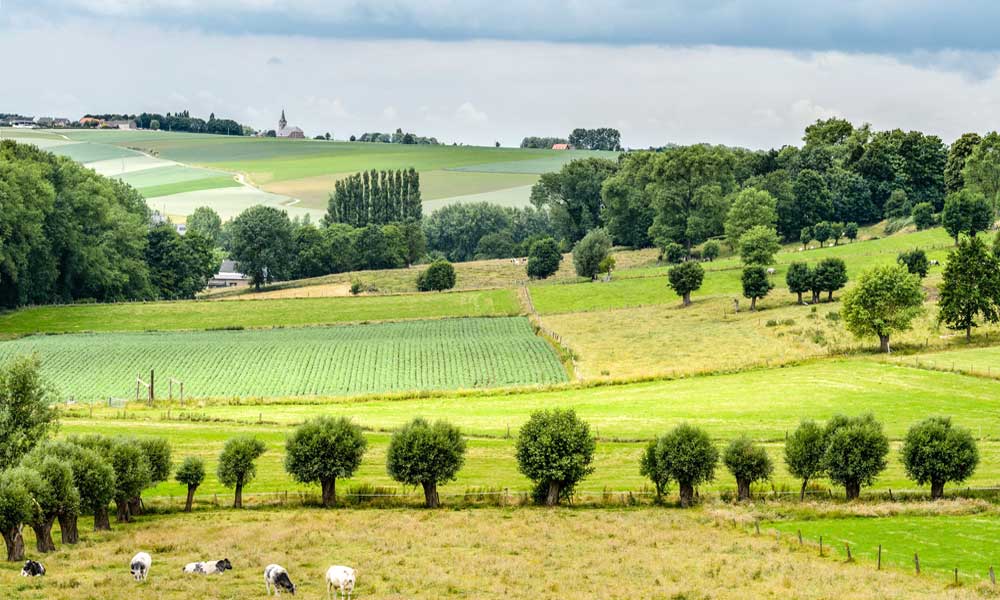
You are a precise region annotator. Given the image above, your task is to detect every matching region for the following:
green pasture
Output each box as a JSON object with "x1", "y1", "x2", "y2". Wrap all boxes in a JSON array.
[
  {"x1": 772, "y1": 515, "x2": 1000, "y2": 581},
  {"x1": 0, "y1": 288, "x2": 519, "y2": 335},
  {"x1": 0, "y1": 317, "x2": 565, "y2": 401},
  {"x1": 897, "y1": 345, "x2": 1000, "y2": 379},
  {"x1": 448, "y1": 151, "x2": 618, "y2": 174}
]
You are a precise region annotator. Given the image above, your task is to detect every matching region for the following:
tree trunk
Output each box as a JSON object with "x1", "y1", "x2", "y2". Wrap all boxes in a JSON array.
[
  {"x1": 321, "y1": 479, "x2": 336, "y2": 508},
  {"x1": 879, "y1": 334, "x2": 891, "y2": 353},
  {"x1": 796, "y1": 292, "x2": 803, "y2": 304},
  {"x1": 750, "y1": 297, "x2": 757, "y2": 311},
  {"x1": 827, "y1": 291, "x2": 834, "y2": 301},
  {"x1": 93, "y1": 506, "x2": 111, "y2": 531},
  {"x1": 679, "y1": 482, "x2": 694, "y2": 507},
  {"x1": 545, "y1": 481, "x2": 561, "y2": 506},
  {"x1": 931, "y1": 480, "x2": 945, "y2": 499},
  {"x1": 184, "y1": 485, "x2": 196, "y2": 512},
  {"x1": 58, "y1": 513, "x2": 79, "y2": 544},
  {"x1": 31, "y1": 518, "x2": 56, "y2": 553},
  {"x1": 115, "y1": 499, "x2": 131, "y2": 523},
  {"x1": 422, "y1": 481, "x2": 440, "y2": 508},
  {"x1": 234, "y1": 482, "x2": 244, "y2": 509},
  {"x1": 2, "y1": 527, "x2": 24, "y2": 562},
  {"x1": 736, "y1": 478, "x2": 751, "y2": 502},
  {"x1": 799, "y1": 478, "x2": 808, "y2": 501},
  {"x1": 128, "y1": 496, "x2": 143, "y2": 517},
  {"x1": 845, "y1": 481, "x2": 861, "y2": 500},
  {"x1": 967, "y1": 326, "x2": 973, "y2": 341},
  {"x1": 682, "y1": 292, "x2": 691, "y2": 306}
]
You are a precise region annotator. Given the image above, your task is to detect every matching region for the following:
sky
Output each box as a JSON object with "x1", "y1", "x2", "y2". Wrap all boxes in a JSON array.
[{"x1": 4, "y1": 1, "x2": 1000, "y2": 148}]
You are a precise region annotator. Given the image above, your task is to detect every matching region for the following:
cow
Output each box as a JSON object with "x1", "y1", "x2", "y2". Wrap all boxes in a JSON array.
[
  {"x1": 766, "y1": 267, "x2": 776, "y2": 275},
  {"x1": 20, "y1": 560, "x2": 45, "y2": 577},
  {"x1": 130, "y1": 552, "x2": 152, "y2": 582},
  {"x1": 325, "y1": 565, "x2": 357, "y2": 599},
  {"x1": 183, "y1": 558, "x2": 233, "y2": 575},
  {"x1": 264, "y1": 564, "x2": 296, "y2": 595},
  {"x1": 930, "y1": 259, "x2": 940, "y2": 266}
]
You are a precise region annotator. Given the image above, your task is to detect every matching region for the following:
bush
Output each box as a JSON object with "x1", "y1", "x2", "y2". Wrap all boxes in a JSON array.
[
  {"x1": 526, "y1": 237, "x2": 561, "y2": 279},
  {"x1": 822, "y1": 415, "x2": 889, "y2": 499},
  {"x1": 784, "y1": 420, "x2": 825, "y2": 500},
  {"x1": 901, "y1": 417, "x2": 978, "y2": 498},
  {"x1": 897, "y1": 248, "x2": 929, "y2": 278},
  {"x1": 572, "y1": 228, "x2": 612, "y2": 280},
  {"x1": 663, "y1": 242, "x2": 686, "y2": 264},
  {"x1": 386, "y1": 418, "x2": 466, "y2": 508},
  {"x1": 598, "y1": 256, "x2": 616, "y2": 278},
  {"x1": 722, "y1": 436, "x2": 773, "y2": 501},
  {"x1": 911, "y1": 202, "x2": 935, "y2": 230},
  {"x1": 515, "y1": 409, "x2": 595, "y2": 506},
  {"x1": 285, "y1": 417, "x2": 366, "y2": 508},
  {"x1": 416, "y1": 260, "x2": 456, "y2": 292},
  {"x1": 217, "y1": 436, "x2": 267, "y2": 509},
  {"x1": 175, "y1": 457, "x2": 205, "y2": 512},
  {"x1": 667, "y1": 261, "x2": 705, "y2": 306},
  {"x1": 702, "y1": 241, "x2": 720, "y2": 261},
  {"x1": 654, "y1": 424, "x2": 718, "y2": 507}
]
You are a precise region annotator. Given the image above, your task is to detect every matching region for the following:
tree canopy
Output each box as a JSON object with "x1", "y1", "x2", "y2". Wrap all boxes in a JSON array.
[
  {"x1": 515, "y1": 409, "x2": 595, "y2": 506},
  {"x1": 386, "y1": 418, "x2": 466, "y2": 508}
]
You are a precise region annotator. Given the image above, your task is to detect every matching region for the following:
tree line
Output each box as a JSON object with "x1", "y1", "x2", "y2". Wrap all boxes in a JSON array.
[
  {"x1": 350, "y1": 128, "x2": 440, "y2": 145},
  {"x1": 325, "y1": 169, "x2": 423, "y2": 227},
  {"x1": 0, "y1": 140, "x2": 219, "y2": 308},
  {"x1": 519, "y1": 128, "x2": 622, "y2": 150},
  {"x1": 134, "y1": 110, "x2": 250, "y2": 136}
]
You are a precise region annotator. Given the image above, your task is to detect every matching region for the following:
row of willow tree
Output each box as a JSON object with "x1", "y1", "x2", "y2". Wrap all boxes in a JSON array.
[{"x1": 325, "y1": 168, "x2": 423, "y2": 228}]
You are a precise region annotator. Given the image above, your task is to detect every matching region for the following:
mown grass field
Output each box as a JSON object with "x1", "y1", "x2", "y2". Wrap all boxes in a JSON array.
[
  {"x1": 0, "y1": 288, "x2": 518, "y2": 336},
  {"x1": 0, "y1": 317, "x2": 566, "y2": 401},
  {"x1": 2, "y1": 507, "x2": 973, "y2": 600}
]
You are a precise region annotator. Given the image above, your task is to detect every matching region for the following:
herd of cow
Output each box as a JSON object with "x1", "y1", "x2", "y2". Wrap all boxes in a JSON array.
[{"x1": 20, "y1": 554, "x2": 357, "y2": 598}]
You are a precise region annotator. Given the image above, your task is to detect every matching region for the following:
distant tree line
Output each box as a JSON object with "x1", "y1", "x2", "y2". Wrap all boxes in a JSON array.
[
  {"x1": 568, "y1": 128, "x2": 622, "y2": 151},
  {"x1": 325, "y1": 169, "x2": 422, "y2": 227},
  {"x1": 133, "y1": 110, "x2": 250, "y2": 136},
  {"x1": 520, "y1": 136, "x2": 568, "y2": 149},
  {"x1": 350, "y1": 128, "x2": 440, "y2": 145}
]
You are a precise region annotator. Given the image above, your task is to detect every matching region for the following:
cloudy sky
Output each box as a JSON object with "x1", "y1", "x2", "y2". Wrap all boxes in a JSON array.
[{"x1": 4, "y1": 1, "x2": 1000, "y2": 148}]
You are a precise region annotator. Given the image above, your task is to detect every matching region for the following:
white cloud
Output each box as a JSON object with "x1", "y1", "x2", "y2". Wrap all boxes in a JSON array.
[
  {"x1": 455, "y1": 102, "x2": 488, "y2": 124},
  {"x1": 382, "y1": 106, "x2": 398, "y2": 120}
]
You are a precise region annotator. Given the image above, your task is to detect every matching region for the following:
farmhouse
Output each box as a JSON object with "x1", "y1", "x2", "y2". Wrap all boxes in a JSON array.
[
  {"x1": 209, "y1": 260, "x2": 250, "y2": 288},
  {"x1": 10, "y1": 118, "x2": 36, "y2": 128},
  {"x1": 276, "y1": 109, "x2": 304, "y2": 138},
  {"x1": 552, "y1": 143, "x2": 572, "y2": 150},
  {"x1": 106, "y1": 119, "x2": 136, "y2": 130}
]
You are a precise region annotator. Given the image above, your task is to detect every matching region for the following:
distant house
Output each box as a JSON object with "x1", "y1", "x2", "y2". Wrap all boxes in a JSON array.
[
  {"x1": 79, "y1": 117, "x2": 103, "y2": 126},
  {"x1": 52, "y1": 118, "x2": 71, "y2": 127},
  {"x1": 275, "y1": 109, "x2": 304, "y2": 139},
  {"x1": 106, "y1": 120, "x2": 136, "y2": 130},
  {"x1": 209, "y1": 260, "x2": 250, "y2": 288},
  {"x1": 552, "y1": 143, "x2": 572, "y2": 150},
  {"x1": 10, "y1": 118, "x2": 36, "y2": 129}
]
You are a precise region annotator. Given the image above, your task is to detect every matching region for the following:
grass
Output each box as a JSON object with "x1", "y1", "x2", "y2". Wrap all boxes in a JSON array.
[
  {"x1": 0, "y1": 288, "x2": 519, "y2": 335},
  {"x1": 0, "y1": 318, "x2": 566, "y2": 401},
  {"x1": 897, "y1": 344, "x2": 1000, "y2": 379},
  {"x1": 1, "y1": 507, "x2": 972, "y2": 600}
]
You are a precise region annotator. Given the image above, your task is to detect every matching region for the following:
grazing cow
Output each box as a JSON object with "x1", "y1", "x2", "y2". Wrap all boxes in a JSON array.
[
  {"x1": 325, "y1": 565, "x2": 356, "y2": 599},
  {"x1": 930, "y1": 259, "x2": 940, "y2": 266},
  {"x1": 264, "y1": 564, "x2": 296, "y2": 595},
  {"x1": 183, "y1": 558, "x2": 233, "y2": 575},
  {"x1": 20, "y1": 560, "x2": 45, "y2": 577},
  {"x1": 130, "y1": 552, "x2": 152, "y2": 582},
  {"x1": 766, "y1": 267, "x2": 776, "y2": 275}
]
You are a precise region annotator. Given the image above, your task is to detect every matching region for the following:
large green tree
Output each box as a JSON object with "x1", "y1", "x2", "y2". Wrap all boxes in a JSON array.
[
  {"x1": 784, "y1": 420, "x2": 825, "y2": 500},
  {"x1": 938, "y1": 235, "x2": 1000, "y2": 340},
  {"x1": 601, "y1": 152, "x2": 657, "y2": 247},
  {"x1": 284, "y1": 417, "x2": 366, "y2": 508},
  {"x1": 822, "y1": 414, "x2": 889, "y2": 500},
  {"x1": 229, "y1": 205, "x2": 294, "y2": 289},
  {"x1": 217, "y1": 436, "x2": 267, "y2": 509},
  {"x1": 654, "y1": 424, "x2": 718, "y2": 507},
  {"x1": 738, "y1": 226, "x2": 781, "y2": 266},
  {"x1": 145, "y1": 226, "x2": 219, "y2": 299},
  {"x1": 941, "y1": 189, "x2": 993, "y2": 243},
  {"x1": 572, "y1": 228, "x2": 612, "y2": 280},
  {"x1": 741, "y1": 266, "x2": 773, "y2": 311},
  {"x1": 668, "y1": 261, "x2": 705, "y2": 306},
  {"x1": 723, "y1": 188, "x2": 777, "y2": 248},
  {"x1": 515, "y1": 409, "x2": 595, "y2": 506},
  {"x1": 186, "y1": 206, "x2": 223, "y2": 245},
  {"x1": 901, "y1": 417, "x2": 978, "y2": 499},
  {"x1": 0, "y1": 355, "x2": 57, "y2": 470},
  {"x1": 386, "y1": 418, "x2": 466, "y2": 508},
  {"x1": 945, "y1": 133, "x2": 982, "y2": 194},
  {"x1": 842, "y1": 265, "x2": 925, "y2": 352},
  {"x1": 532, "y1": 158, "x2": 618, "y2": 243},
  {"x1": 962, "y1": 131, "x2": 1000, "y2": 212}
]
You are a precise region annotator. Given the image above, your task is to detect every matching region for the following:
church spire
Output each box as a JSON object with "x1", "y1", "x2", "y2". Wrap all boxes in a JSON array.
[{"x1": 279, "y1": 109, "x2": 287, "y2": 130}]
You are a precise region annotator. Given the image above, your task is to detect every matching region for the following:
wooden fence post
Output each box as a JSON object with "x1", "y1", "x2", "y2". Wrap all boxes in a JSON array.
[
  {"x1": 798, "y1": 530, "x2": 803, "y2": 545},
  {"x1": 989, "y1": 565, "x2": 995, "y2": 585},
  {"x1": 877, "y1": 544, "x2": 882, "y2": 570},
  {"x1": 845, "y1": 543, "x2": 852, "y2": 562},
  {"x1": 914, "y1": 553, "x2": 920, "y2": 575},
  {"x1": 819, "y1": 536, "x2": 823, "y2": 556},
  {"x1": 954, "y1": 568, "x2": 959, "y2": 585},
  {"x1": 754, "y1": 521, "x2": 760, "y2": 535}
]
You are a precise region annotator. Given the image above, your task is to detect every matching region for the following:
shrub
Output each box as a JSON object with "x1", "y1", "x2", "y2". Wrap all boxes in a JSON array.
[
  {"x1": 655, "y1": 424, "x2": 718, "y2": 507},
  {"x1": 663, "y1": 242, "x2": 686, "y2": 264},
  {"x1": 572, "y1": 228, "x2": 612, "y2": 280},
  {"x1": 416, "y1": 260, "x2": 456, "y2": 292},
  {"x1": 598, "y1": 256, "x2": 616, "y2": 278},
  {"x1": 722, "y1": 436, "x2": 773, "y2": 501},
  {"x1": 901, "y1": 417, "x2": 978, "y2": 498},
  {"x1": 702, "y1": 241, "x2": 720, "y2": 261},
  {"x1": 175, "y1": 457, "x2": 205, "y2": 513},
  {"x1": 526, "y1": 237, "x2": 561, "y2": 279},
  {"x1": 822, "y1": 415, "x2": 889, "y2": 499},
  {"x1": 515, "y1": 409, "x2": 595, "y2": 506},
  {"x1": 667, "y1": 261, "x2": 705, "y2": 306},
  {"x1": 217, "y1": 436, "x2": 267, "y2": 509},
  {"x1": 897, "y1": 248, "x2": 929, "y2": 278},
  {"x1": 911, "y1": 202, "x2": 936, "y2": 230},
  {"x1": 386, "y1": 418, "x2": 466, "y2": 508},
  {"x1": 285, "y1": 417, "x2": 366, "y2": 508},
  {"x1": 784, "y1": 420, "x2": 825, "y2": 500}
]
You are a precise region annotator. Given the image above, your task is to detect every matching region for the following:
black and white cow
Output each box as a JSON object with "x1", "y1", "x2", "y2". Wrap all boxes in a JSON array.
[
  {"x1": 264, "y1": 563, "x2": 296, "y2": 595},
  {"x1": 130, "y1": 552, "x2": 152, "y2": 581},
  {"x1": 183, "y1": 558, "x2": 233, "y2": 575},
  {"x1": 20, "y1": 560, "x2": 45, "y2": 577}
]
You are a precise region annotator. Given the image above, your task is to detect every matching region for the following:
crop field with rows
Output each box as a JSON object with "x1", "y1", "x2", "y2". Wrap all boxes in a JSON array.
[{"x1": 0, "y1": 317, "x2": 566, "y2": 400}]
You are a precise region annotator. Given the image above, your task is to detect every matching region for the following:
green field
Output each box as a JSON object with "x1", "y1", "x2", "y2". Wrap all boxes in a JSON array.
[
  {"x1": 897, "y1": 345, "x2": 1000, "y2": 379},
  {"x1": 0, "y1": 288, "x2": 519, "y2": 335},
  {"x1": 0, "y1": 317, "x2": 566, "y2": 400},
  {"x1": 772, "y1": 515, "x2": 1000, "y2": 581}
]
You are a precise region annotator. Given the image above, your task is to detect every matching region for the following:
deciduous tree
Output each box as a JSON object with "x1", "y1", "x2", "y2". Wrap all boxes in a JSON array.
[
  {"x1": 386, "y1": 418, "x2": 466, "y2": 508},
  {"x1": 784, "y1": 420, "x2": 825, "y2": 500},
  {"x1": 175, "y1": 457, "x2": 205, "y2": 513},
  {"x1": 938, "y1": 235, "x2": 1000, "y2": 340},
  {"x1": 667, "y1": 261, "x2": 704, "y2": 306},
  {"x1": 217, "y1": 436, "x2": 267, "y2": 509},
  {"x1": 822, "y1": 414, "x2": 889, "y2": 500},
  {"x1": 285, "y1": 418, "x2": 366, "y2": 508},
  {"x1": 741, "y1": 266, "x2": 773, "y2": 311},
  {"x1": 723, "y1": 436, "x2": 773, "y2": 501},
  {"x1": 901, "y1": 417, "x2": 978, "y2": 499},
  {"x1": 654, "y1": 424, "x2": 718, "y2": 507},
  {"x1": 515, "y1": 409, "x2": 595, "y2": 506},
  {"x1": 841, "y1": 265, "x2": 924, "y2": 352}
]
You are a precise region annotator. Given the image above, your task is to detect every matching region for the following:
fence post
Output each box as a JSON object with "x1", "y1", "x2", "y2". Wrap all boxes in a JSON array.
[
  {"x1": 877, "y1": 544, "x2": 882, "y2": 570},
  {"x1": 914, "y1": 553, "x2": 920, "y2": 575},
  {"x1": 819, "y1": 536, "x2": 823, "y2": 556},
  {"x1": 954, "y1": 568, "x2": 959, "y2": 586},
  {"x1": 989, "y1": 565, "x2": 995, "y2": 585},
  {"x1": 798, "y1": 530, "x2": 803, "y2": 545},
  {"x1": 845, "y1": 543, "x2": 852, "y2": 562},
  {"x1": 754, "y1": 521, "x2": 760, "y2": 535}
]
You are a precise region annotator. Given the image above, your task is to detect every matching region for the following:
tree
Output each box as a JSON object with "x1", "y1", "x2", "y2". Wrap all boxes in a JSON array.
[
  {"x1": 901, "y1": 417, "x2": 978, "y2": 499},
  {"x1": 386, "y1": 418, "x2": 466, "y2": 508},
  {"x1": 531, "y1": 158, "x2": 618, "y2": 242},
  {"x1": 515, "y1": 409, "x2": 595, "y2": 506},
  {"x1": 724, "y1": 188, "x2": 777, "y2": 248},
  {"x1": 284, "y1": 417, "x2": 366, "y2": 508},
  {"x1": 945, "y1": 133, "x2": 982, "y2": 194},
  {"x1": 702, "y1": 241, "x2": 720, "y2": 261},
  {"x1": 217, "y1": 436, "x2": 267, "y2": 509},
  {"x1": 572, "y1": 228, "x2": 612, "y2": 280},
  {"x1": 844, "y1": 222, "x2": 859, "y2": 242},
  {"x1": 788, "y1": 169, "x2": 832, "y2": 239},
  {"x1": 175, "y1": 456, "x2": 205, "y2": 513},
  {"x1": 416, "y1": 260, "x2": 456, "y2": 292},
  {"x1": 723, "y1": 436, "x2": 773, "y2": 501},
  {"x1": 146, "y1": 225, "x2": 219, "y2": 299},
  {"x1": 811, "y1": 221, "x2": 833, "y2": 247},
  {"x1": 654, "y1": 424, "x2": 718, "y2": 507},
  {"x1": 639, "y1": 439, "x2": 670, "y2": 501},
  {"x1": 799, "y1": 226, "x2": 812, "y2": 247},
  {"x1": 785, "y1": 262, "x2": 812, "y2": 304},
  {"x1": 663, "y1": 242, "x2": 686, "y2": 264},
  {"x1": 741, "y1": 266, "x2": 773, "y2": 311},
  {"x1": 475, "y1": 232, "x2": 517, "y2": 259},
  {"x1": 0, "y1": 467, "x2": 35, "y2": 561},
  {"x1": 21, "y1": 457, "x2": 78, "y2": 553},
  {"x1": 110, "y1": 439, "x2": 151, "y2": 523},
  {"x1": 942, "y1": 189, "x2": 993, "y2": 244},
  {"x1": 526, "y1": 238, "x2": 561, "y2": 279},
  {"x1": 598, "y1": 256, "x2": 616, "y2": 279},
  {"x1": 600, "y1": 152, "x2": 656, "y2": 248},
  {"x1": 28, "y1": 441, "x2": 111, "y2": 541},
  {"x1": 668, "y1": 261, "x2": 704, "y2": 306},
  {"x1": 962, "y1": 131, "x2": 1000, "y2": 211},
  {"x1": 829, "y1": 221, "x2": 844, "y2": 245},
  {"x1": 130, "y1": 437, "x2": 171, "y2": 516},
  {"x1": 229, "y1": 205, "x2": 294, "y2": 288},
  {"x1": 423, "y1": 202, "x2": 514, "y2": 262},
  {"x1": 813, "y1": 258, "x2": 848, "y2": 301},
  {"x1": 354, "y1": 224, "x2": 406, "y2": 270},
  {"x1": 738, "y1": 226, "x2": 781, "y2": 266},
  {"x1": 883, "y1": 189, "x2": 911, "y2": 219},
  {"x1": 911, "y1": 202, "x2": 935, "y2": 230},
  {"x1": 0, "y1": 355, "x2": 57, "y2": 470},
  {"x1": 784, "y1": 420, "x2": 825, "y2": 500},
  {"x1": 841, "y1": 265, "x2": 925, "y2": 352},
  {"x1": 897, "y1": 249, "x2": 929, "y2": 278},
  {"x1": 822, "y1": 414, "x2": 889, "y2": 499},
  {"x1": 938, "y1": 235, "x2": 1000, "y2": 340},
  {"x1": 187, "y1": 206, "x2": 223, "y2": 245}
]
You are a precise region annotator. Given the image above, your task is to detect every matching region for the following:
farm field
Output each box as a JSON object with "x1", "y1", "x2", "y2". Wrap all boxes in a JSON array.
[
  {"x1": 0, "y1": 318, "x2": 566, "y2": 401},
  {"x1": 0, "y1": 288, "x2": 519, "y2": 336},
  {"x1": 1, "y1": 508, "x2": 971, "y2": 600}
]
